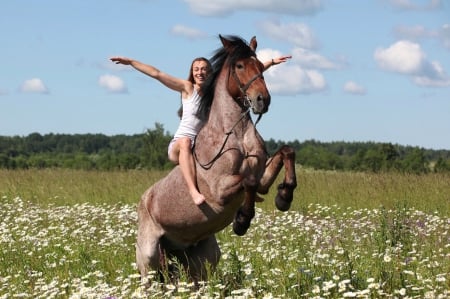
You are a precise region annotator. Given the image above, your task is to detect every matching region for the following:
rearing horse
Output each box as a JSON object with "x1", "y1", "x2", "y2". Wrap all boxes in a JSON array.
[{"x1": 136, "y1": 35, "x2": 297, "y2": 282}]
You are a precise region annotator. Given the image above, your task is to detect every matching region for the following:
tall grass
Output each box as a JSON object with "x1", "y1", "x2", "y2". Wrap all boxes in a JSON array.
[
  {"x1": 0, "y1": 169, "x2": 449, "y2": 298},
  {"x1": 0, "y1": 169, "x2": 168, "y2": 206},
  {"x1": 1, "y1": 169, "x2": 448, "y2": 215},
  {"x1": 289, "y1": 169, "x2": 450, "y2": 216}
]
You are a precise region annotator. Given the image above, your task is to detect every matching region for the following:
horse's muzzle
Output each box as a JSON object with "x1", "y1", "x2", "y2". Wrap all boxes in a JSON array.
[{"x1": 251, "y1": 94, "x2": 270, "y2": 114}]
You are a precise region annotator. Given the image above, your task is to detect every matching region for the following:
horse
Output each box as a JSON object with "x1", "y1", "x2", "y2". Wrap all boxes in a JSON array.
[{"x1": 136, "y1": 35, "x2": 297, "y2": 283}]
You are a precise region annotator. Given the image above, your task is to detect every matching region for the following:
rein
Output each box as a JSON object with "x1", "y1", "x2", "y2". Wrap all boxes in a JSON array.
[{"x1": 193, "y1": 108, "x2": 250, "y2": 170}]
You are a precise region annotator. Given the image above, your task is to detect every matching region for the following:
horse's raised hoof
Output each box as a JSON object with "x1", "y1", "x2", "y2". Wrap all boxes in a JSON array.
[
  {"x1": 275, "y1": 194, "x2": 291, "y2": 211},
  {"x1": 233, "y1": 220, "x2": 250, "y2": 236},
  {"x1": 232, "y1": 209, "x2": 253, "y2": 236},
  {"x1": 275, "y1": 182, "x2": 296, "y2": 211}
]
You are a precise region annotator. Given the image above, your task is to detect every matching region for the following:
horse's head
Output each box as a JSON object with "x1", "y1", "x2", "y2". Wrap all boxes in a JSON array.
[
  {"x1": 197, "y1": 35, "x2": 272, "y2": 122},
  {"x1": 220, "y1": 35, "x2": 271, "y2": 115}
]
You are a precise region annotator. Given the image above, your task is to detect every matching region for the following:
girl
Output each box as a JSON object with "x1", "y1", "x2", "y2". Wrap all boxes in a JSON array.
[{"x1": 110, "y1": 54, "x2": 291, "y2": 205}]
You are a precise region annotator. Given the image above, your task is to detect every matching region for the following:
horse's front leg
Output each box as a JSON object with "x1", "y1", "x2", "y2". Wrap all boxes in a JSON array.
[
  {"x1": 258, "y1": 145, "x2": 297, "y2": 211},
  {"x1": 233, "y1": 187, "x2": 256, "y2": 236}
]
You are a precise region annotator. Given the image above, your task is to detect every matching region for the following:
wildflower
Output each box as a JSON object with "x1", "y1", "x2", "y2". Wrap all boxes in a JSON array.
[
  {"x1": 395, "y1": 288, "x2": 406, "y2": 296},
  {"x1": 342, "y1": 291, "x2": 357, "y2": 297},
  {"x1": 322, "y1": 280, "x2": 336, "y2": 291},
  {"x1": 403, "y1": 270, "x2": 414, "y2": 276},
  {"x1": 312, "y1": 285, "x2": 320, "y2": 294},
  {"x1": 436, "y1": 274, "x2": 446, "y2": 283}
]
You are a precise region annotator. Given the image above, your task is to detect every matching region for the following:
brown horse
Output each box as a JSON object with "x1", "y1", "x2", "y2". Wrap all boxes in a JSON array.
[{"x1": 136, "y1": 35, "x2": 297, "y2": 283}]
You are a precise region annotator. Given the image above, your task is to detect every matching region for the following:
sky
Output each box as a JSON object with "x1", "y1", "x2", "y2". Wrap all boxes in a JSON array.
[{"x1": 1, "y1": 0, "x2": 449, "y2": 150}]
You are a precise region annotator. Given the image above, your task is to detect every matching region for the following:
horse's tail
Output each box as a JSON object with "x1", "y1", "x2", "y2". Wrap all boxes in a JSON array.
[{"x1": 138, "y1": 187, "x2": 156, "y2": 225}]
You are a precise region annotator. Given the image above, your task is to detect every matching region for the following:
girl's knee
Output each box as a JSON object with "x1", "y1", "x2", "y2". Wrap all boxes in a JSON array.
[{"x1": 177, "y1": 137, "x2": 192, "y2": 150}]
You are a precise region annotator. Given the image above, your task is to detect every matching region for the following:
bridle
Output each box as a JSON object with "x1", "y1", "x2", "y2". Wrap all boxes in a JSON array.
[
  {"x1": 230, "y1": 62, "x2": 264, "y2": 113},
  {"x1": 193, "y1": 61, "x2": 265, "y2": 170}
]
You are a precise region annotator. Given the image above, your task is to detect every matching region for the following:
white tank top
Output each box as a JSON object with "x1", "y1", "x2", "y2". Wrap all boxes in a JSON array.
[{"x1": 173, "y1": 89, "x2": 204, "y2": 140}]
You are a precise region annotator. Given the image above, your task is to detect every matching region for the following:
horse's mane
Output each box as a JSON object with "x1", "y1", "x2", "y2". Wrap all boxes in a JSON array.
[{"x1": 197, "y1": 35, "x2": 256, "y2": 121}]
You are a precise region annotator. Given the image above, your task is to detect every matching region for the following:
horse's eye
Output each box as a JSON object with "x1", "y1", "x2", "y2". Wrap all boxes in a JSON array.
[{"x1": 236, "y1": 63, "x2": 244, "y2": 70}]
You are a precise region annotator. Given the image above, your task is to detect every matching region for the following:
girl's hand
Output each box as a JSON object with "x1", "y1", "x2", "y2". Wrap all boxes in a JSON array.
[
  {"x1": 110, "y1": 57, "x2": 132, "y2": 65},
  {"x1": 273, "y1": 55, "x2": 292, "y2": 65}
]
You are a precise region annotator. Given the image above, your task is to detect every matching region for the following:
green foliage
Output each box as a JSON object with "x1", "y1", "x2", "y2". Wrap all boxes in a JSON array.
[
  {"x1": 1, "y1": 128, "x2": 450, "y2": 173},
  {"x1": 0, "y1": 123, "x2": 173, "y2": 171},
  {"x1": 140, "y1": 123, "x2": 173, "y2": 170},
  {"x1": 291, "y1": 140, "x2": 448, "y2": 173}
]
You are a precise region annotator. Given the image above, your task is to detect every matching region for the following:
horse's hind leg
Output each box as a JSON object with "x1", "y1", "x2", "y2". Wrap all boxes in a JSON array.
[
  {"x1": 175, "y1": 235, "x2": 221, "y2": 284},
  {"x1": 136, "y1": 193, "x2": 163, "y2": 284},
  {"x1": 258, "y1": 145, "x2": 297, "y2": 211}
]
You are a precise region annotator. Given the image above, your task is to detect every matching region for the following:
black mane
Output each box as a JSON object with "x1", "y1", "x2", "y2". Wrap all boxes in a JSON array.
[{"x1": 197, "y1": 35, "x2": 256, "y2": 121}]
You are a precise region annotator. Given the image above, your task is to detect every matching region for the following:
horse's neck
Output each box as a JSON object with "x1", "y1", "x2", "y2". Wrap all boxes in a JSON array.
[{"x1": 206, "y1": 73, "x2": 251, "y2": 135}]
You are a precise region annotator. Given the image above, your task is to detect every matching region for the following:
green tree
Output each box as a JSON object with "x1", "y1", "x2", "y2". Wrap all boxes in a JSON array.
[
  {"x1": 140, "y1": 123, "x2": 172, "y2": 169},
  {"x1": 380, "y1": 143, "x2": 399, "y2": 171},
  {"x1": 362, "y1": 148, "x2": 384, "y2": 172},
  {"x1": 402, "y1": 148, "x2": 427, "y2": 174},
  {"x1": 434, "y1": 157, "x2": 450, "y2": 173}
]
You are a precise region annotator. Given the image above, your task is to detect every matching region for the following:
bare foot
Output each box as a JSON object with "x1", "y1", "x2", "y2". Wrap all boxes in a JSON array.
[{"x1": 191, "y1": 191, "x2": 205, "y2": 205}]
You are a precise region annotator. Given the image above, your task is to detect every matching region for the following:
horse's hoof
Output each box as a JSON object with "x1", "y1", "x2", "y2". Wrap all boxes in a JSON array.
[
  {"x1": 233, "y1": 221, "x2": 249, "y2": 236},
  {"x1": 275, "y1": 183, "x2": 295, "y2": 211},
  {"x1": 275, "y1": 194, "x2": 291, "y2": 211}
]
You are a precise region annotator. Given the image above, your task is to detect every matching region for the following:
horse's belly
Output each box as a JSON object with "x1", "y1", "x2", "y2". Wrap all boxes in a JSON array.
[
  {"x1": 160, "y1": 198, "x2": 241, "y2": 244},
  {"x1": 144, "y1": 162, "x2": 245, "y2": 245}
]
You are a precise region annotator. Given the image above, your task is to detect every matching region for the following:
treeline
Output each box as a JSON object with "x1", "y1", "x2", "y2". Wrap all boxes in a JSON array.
[{"x1": 1, "y1": 123, "x2": 449, "y2": 173}]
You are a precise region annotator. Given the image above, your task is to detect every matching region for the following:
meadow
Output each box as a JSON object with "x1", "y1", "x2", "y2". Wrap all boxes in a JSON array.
[{"x1": 0, "y1": 169, "x2": 449, "y2": 298}]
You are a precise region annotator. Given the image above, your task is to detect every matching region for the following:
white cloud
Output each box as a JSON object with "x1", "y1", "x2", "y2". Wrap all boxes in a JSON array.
[
  {"x1": 393, "y1": 24, "x2": 450, "y2": 52},
  {"x1": 388, "y1": 0, "x2": 442, "y2": 10},
  {"x1": 170, "y1": 25, "x2": 208, "y2": 40},
  {"x1": 257, "y1": 49, "x2": 326, "y2": 95},
  {"x1": 440, "y1": 24, "x2": 450, "y2": 50},
  {"x1": 267, "y1": 65, "x2": 326, "y2": 95},
  {"x1": 290, "y1": 48, "x2": 340, "y2": 69},
  {"x1": 393, "y1": 25, "x2": 436, "y2": 41},
  {"x1": 183, "y1": 0, "x2": 323, "y2": 17},
  {"x1": 413, "y1": 61, "x2": 450, "y2": 87},
  {"x1": 344, "y1": 81, "x2": 366, "y2": 95},
  {"x1": 99, "y1": 74, "x2": 127, "y2": 93},
  {"x1": 20, "y1": 78, "x2": 49, "y2": 94},
  {"x1": 258, "y1": 19, "x2": 318, "y2": 49},
  {"x1": 374, "y1": 40, "x2": 450, "y2": 87},
  {"x1": 374, "y1": 40, "x2": 424, "y2": 74},
  {"x1": 271, "y1": 66, "x2": 326, "y2": 95}
]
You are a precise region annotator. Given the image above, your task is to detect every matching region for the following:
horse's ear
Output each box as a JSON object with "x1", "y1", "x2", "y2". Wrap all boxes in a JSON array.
[
  {"x1": 249, "y1": 36, "x2": 257, "y2": 52},
  {"x1": 219, "y1": 34, "x2": 232, "y2": 51}
]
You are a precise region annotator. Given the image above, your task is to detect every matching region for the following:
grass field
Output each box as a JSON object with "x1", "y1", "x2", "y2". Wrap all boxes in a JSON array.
[{"x1": 0, "y1": 169, "x2": 449, "y2": 298}]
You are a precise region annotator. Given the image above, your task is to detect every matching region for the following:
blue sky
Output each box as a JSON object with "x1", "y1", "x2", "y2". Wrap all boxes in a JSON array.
[{"x1": 1, "y1": 0, "x2": 449, "y2": 150}]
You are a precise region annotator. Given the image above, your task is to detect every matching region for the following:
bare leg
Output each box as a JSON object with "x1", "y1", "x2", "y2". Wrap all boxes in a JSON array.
[{"x1": 169, "y1": 137, "x2": 205, "y2": 205}]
